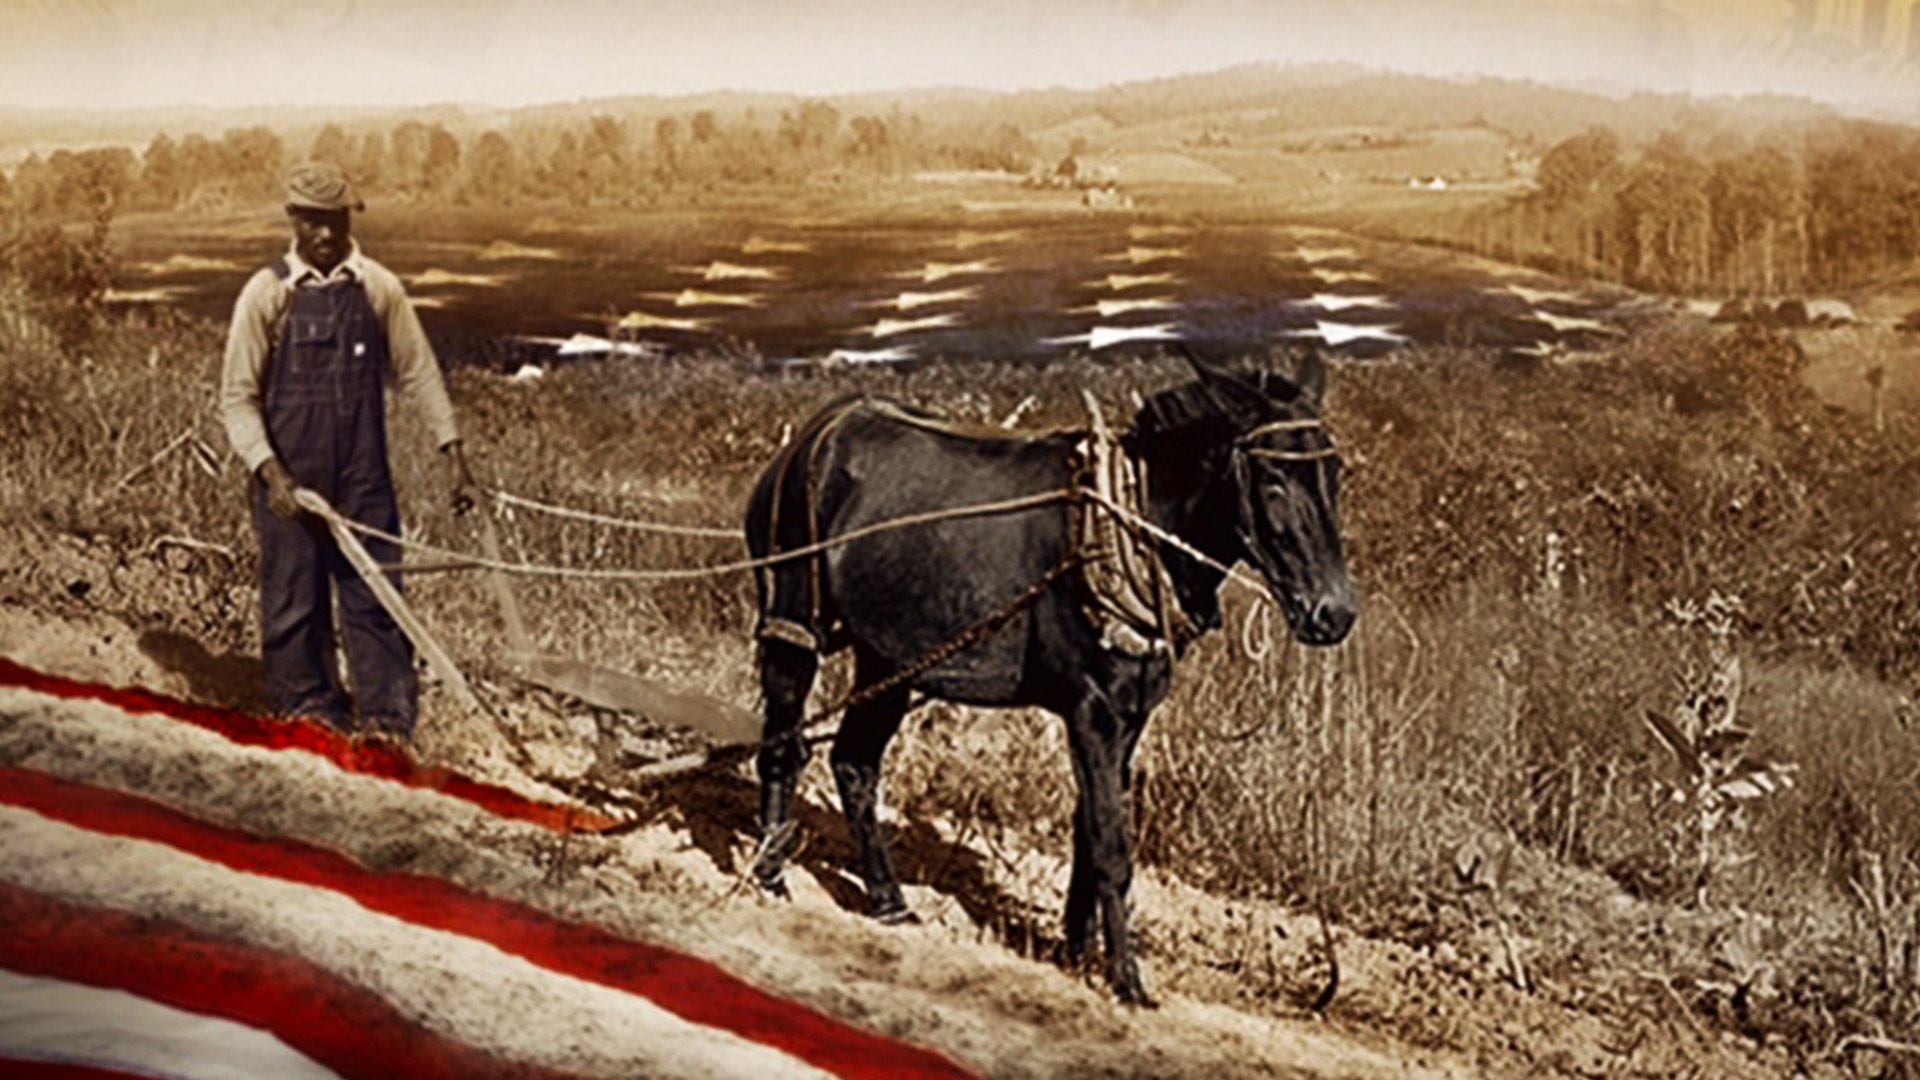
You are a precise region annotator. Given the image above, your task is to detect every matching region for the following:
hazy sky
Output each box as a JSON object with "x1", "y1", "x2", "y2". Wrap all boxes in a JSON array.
[{"x1": 0, "y1": 0, "x2": 1911, "y2": 112}]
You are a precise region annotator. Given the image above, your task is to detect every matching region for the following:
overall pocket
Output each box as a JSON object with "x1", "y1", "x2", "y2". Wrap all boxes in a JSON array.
[{"x1": 283, "y1": 315, "x2": 338, "y2": 375}]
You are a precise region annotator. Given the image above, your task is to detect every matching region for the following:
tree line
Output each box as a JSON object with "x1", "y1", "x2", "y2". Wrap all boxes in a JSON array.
[
  {"x1": 0, "y1": 104, "x2": 1037, "y2": 346},
  {"x1": 1454, "y1": 118, "x2": 1920, "y2": 295},
  {"x1": 0, "y1": 104, "x2": 1039, "y2": 222},
  {"x1": 5, "y1": 87, "x2": 1917, "y2": 318}
]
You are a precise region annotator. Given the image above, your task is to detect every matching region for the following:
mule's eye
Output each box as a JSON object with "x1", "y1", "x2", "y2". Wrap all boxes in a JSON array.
[{"x1": 1260, "y1": 478, "x2": 1296, "y2": 516}]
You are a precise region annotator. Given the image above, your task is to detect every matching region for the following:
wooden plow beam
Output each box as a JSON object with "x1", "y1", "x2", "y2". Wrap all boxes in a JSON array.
[
  {"x1": 296, "y1": 488, "x2": 759, "y2": 752},
  {"x1": 295, "y1": 489, "x2": 493, "y2": 720}
]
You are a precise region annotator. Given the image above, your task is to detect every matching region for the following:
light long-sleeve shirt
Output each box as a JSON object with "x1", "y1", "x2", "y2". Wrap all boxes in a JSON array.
[{"x1": 219, "y1": 240, "x2": 461, "y2": 475}]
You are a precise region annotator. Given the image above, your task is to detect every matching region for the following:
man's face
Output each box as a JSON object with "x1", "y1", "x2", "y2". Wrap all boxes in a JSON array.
[{"x1": 289, "y1": 207, "x2": 351, "y2": 273}]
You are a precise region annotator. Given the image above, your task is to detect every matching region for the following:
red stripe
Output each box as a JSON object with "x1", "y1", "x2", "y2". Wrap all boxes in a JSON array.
[
  {"x1": 0, "y1": 767, "x2": 978, "y2": 1080},
  {"x1": 0, "y1": 882, "x2": 588, "y2": 1080},
  {"x1": 0, "y1": 1060, "x2": 166, "y2": 1080},
  {"x1": 0, "y1": 658, "x2": 621, "y2": 833}
]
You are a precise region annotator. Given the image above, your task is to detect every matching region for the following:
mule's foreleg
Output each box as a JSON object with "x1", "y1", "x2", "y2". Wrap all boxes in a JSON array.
[
  {"x1": 831, "y1": 666, "x2": 912, "y2": 923},
  {"x1": 1064, "y1": 688, "x2": 1153, "y2": 1006},
  {"x1": 1064, "y1": 800, "x2": 1098, "y2": 964},
  {"x1": 753, "y1": 638, "x2": 818, "y2": 896}
]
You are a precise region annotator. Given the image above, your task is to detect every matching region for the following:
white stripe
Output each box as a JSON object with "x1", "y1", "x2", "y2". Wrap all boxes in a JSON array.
[
  {"x1": 1076, "y1": 297, "x2": 1178, "y2": 318},
  {"x1": 826, "y1": 347, "x2": 916, "y2": 365},
  {"x1": 895, "y1": 260, "x2": 996, "y2": 283},
  {"x1": 1308, "y1": 267, "x2": 1379, "y2": 284},
  {"x1": 1045, "y1": 324, "x2": 1181, "y2": 350},
  {"x1": 1531, "y1": 310, "x2": 1619, "y2": 334},
  {"x1": 1292, "y1": 245, "x2": 1358, "y2": 262},
  {"x1": 869, "y1": 313, "x2": 959, "y2": 338},
  {"x1": 861, "y1": 288, "x2": 979, "y2": 311},
  {"x1": 1104, "y1": 246, "x2": 1187, "y2": 265},
  {"x1": 690, "y1": 261, "x2": 783, "y2": 281},
  {"x1": 1104, "y1": 272, "x2": 1177, "y2": 291},
  {"x1": 0, "y1": 969, "x2": 344, "y2": 1080},
  {"x1": 0, "y1": 808, "x2": 838, "y2": 1080},
  {"x1": 1508, "y1": 283, "x2": 1583, "y2": 305},
  {"x1": 0, "y1": 685, "x2": 575, "y2": 820},
  {"x1": 1304, "y1": 293, "x2": 1392, "y2": 312},
  {"x1": 1283, "y1": 321, "x2": 1409, "y2": 346}
]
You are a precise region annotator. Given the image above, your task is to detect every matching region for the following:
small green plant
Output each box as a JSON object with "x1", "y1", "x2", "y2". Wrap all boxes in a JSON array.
[{"x1": 1643, "y1": 592, "x2": 1798, "y2": 908}]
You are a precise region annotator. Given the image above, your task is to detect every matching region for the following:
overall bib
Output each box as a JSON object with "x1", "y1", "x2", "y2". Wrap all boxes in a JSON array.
[{"x1": 255, "y1": 259, "x2": 417, "y2": 734}]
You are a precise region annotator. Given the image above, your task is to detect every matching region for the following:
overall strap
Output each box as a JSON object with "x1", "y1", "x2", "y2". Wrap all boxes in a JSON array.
[{"x1": 264, "y1": 258, "x2": 296, "y2": 350}]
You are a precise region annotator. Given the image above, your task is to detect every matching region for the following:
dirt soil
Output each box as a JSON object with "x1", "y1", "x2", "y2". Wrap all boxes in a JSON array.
[{"x1": 0, "y1": 526, "x2": 1841, "y2": 1079}]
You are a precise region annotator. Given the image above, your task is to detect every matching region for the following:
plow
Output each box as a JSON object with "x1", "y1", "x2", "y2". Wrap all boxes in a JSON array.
[{"x1": 296, "y1": 485, "x2": 762, "y2": 813}]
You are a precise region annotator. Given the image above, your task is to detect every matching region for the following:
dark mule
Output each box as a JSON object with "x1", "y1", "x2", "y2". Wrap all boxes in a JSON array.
[{"x1": 743, "y1": 352, "x2": 1356, "y2": 1004}]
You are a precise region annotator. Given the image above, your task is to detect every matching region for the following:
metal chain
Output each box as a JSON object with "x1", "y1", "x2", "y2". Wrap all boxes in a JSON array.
[
  {"x1": 799, "y1": 553, "x2": 1085, "y2": 737},
  {"x1": 618, "y1": 554, "x2": 1083, "y2": 787}
]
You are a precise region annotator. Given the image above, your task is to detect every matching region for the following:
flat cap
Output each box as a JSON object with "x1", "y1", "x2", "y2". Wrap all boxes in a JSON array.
[{"x1": 285, "y1": 160, "x2": 364, "y2": 212}]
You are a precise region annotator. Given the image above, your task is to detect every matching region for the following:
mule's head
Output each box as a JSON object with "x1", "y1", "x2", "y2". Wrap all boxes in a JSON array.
[{"x1": 1186, "y1": 349, "x2": 1357, "y2": 647}]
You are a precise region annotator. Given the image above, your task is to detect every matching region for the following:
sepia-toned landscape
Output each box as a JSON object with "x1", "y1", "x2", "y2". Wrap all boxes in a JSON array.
[{"x1": 5, "y1": 2, "x2": 1920, "y2": 1077}]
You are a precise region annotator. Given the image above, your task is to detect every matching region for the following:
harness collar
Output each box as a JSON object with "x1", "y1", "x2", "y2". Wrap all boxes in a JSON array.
[{"x1": 1077, "y1": 395, "x2": 1193, "y2": 656}]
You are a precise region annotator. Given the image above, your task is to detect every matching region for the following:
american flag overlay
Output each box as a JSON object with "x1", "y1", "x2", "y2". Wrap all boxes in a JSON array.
[
  {"x1": 0, "y1": 660, "x2": 979, "y2": 1080},
  {"x1": 483, "y1": 221, "x2": 1645, "y2": 365}
]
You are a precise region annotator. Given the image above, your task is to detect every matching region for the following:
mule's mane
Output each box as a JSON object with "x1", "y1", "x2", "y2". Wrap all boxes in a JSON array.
[
  {"x1": 1126, "y1": 367, "x2": 1312, "y2": 449},
  {"x1": 1126, "y1": 380, "x2": 1223, "y2": 445}
]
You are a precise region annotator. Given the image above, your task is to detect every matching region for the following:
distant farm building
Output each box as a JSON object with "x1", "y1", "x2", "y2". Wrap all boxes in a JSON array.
[{"x1": 1711, "y1": 296, "x2": 1856, "y2": 329}]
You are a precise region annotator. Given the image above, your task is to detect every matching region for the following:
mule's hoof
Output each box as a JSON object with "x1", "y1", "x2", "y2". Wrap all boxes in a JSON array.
[
  {"x1": 1109, "y1": 962, "x2": 1157, "y2": 1008},
  {"x1": 756, "y1": 876, "x2": 791, "y2": 900},
  {"x1": 871, "y1": 901, "x2": 917, "y2": 926}
]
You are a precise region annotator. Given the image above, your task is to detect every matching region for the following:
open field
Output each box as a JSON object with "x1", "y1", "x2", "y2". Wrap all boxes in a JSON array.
[{"x1": 6, "y1": 207, "x2": 1920, "y2": 1073}]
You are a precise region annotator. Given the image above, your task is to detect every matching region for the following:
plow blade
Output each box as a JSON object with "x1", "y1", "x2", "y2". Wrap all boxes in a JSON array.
[{"x1": 517, "y1": 654, "x2": 761, "y2": 748}]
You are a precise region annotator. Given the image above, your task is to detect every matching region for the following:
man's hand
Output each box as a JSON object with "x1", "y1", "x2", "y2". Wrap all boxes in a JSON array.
[
  {"x1": 443, "y1": 440, "x2": 478, "y2": 517},
  {"x1": 257, "y1": 458, "x2": 305, "y2": 521}
]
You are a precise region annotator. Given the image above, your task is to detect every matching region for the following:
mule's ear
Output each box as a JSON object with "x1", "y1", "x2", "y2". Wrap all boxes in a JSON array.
[
  {"x1": 1294, "y1": 350, "x2": 1327, "y2": 409},
  {"x1": 1171, "y1": 340, "x2": 1223, "y2": 380}
]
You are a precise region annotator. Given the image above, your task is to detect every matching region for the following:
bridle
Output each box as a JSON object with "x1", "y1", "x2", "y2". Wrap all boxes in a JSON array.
[
  {"x1": 1228, "y1": 414, "x2": 1339, "y2": 599},
  {"x1": 1237, "y1": 416, "x2": 1338, "y2": 463}
]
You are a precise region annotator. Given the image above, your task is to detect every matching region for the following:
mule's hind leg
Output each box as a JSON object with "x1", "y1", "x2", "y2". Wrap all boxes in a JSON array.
[
  {"x1": 753, "y1": 637, "x2": 818, "y2": 896},
  {"x1": 831, "y1": 648, "x2": 912, "y2": 923}
]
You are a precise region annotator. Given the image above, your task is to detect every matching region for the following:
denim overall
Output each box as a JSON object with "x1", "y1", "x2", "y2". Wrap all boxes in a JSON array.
[{"x1": 256, "y1": 258, "x2": 417, "y2": 734}]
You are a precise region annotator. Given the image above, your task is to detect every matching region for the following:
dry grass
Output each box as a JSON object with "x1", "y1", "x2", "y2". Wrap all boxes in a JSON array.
[{"x1": 7, "y1": 294, "x2": 1920, "y2": 1061}]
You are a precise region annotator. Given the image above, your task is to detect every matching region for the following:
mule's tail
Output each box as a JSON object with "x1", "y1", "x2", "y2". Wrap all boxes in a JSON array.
[{"x1": 747, "y1": 397, "x2": 869, "y2": 653}]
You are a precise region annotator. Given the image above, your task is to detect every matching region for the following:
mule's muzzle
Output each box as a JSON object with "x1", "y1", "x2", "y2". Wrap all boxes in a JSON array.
[
  {"x1": 1300, "y1": 590, "x2": 1357, "y2": 646},
  {"x1": 1283, "y1": 576, "x2": 1356, "y2": 647}
]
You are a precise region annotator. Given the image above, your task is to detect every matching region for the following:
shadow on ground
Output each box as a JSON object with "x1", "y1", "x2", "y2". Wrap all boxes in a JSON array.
[
  {"x1": 639, "y1": 769, "x2": 1070, "y2": 965},
  {"x1": 137, "y1": 628, "x2": 270, "y2": 715}
]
